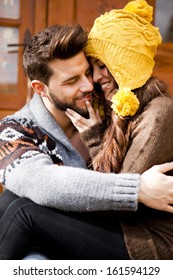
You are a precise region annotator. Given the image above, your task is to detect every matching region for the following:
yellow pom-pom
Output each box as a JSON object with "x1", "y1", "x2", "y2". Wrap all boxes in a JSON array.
[
  {"x1": 111, "y1": 88, "x2": 140, "y2": 117},
  {"x1": 124, "y1": 0, "x2": 153, "y2": 23}
]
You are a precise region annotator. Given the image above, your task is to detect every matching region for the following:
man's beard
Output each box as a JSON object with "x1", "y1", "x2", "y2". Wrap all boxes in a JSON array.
[{"x1": 49, "y1": 92, "x2": 89, "y2": 118}]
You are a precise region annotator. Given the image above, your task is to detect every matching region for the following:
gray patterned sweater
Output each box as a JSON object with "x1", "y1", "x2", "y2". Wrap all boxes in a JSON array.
[{"x1": 0, "y1": 93, "x2": 139, "y2": 212}]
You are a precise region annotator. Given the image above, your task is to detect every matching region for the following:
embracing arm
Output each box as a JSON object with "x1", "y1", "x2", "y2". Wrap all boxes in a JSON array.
[
  {"x1": 2, "y1": 144, "x2": 173, "y2": 213},
  {"x1": 0, "y1": 117, "x2": 139, "y2": 212}
]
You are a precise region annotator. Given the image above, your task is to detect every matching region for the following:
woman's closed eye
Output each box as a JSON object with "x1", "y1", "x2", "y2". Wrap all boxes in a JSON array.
[{"x1": 98, "y1": 64, "x2": 106, "y2": 70}]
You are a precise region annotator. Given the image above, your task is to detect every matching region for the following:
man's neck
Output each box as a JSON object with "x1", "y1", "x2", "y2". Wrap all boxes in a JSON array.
[
  {"x1": 42, "y1": 97, "x2": 90, "y2": 162},
  {"x1": 42, "y1": 97, "x2": 77, "y2": 139}
]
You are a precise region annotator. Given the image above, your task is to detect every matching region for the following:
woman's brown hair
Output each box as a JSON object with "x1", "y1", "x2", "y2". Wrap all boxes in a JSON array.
[{"x1": 92, "y1": 76, "x2": 168, "y2": 173}]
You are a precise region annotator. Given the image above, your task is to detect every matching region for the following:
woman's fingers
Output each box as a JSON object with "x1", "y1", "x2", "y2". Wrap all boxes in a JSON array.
[
  {"x1": 65, "y1": 109, "x2": 90, "y2": 133},
  {"x1": 86, "y1": 101, "x2": 102, "y2": 123},
  {"x1": 65, "y1": 109, "x2": 87, "y2": 125},
  {"x1": 65, "y1": 101, "x2": 102, "y2": 133}
]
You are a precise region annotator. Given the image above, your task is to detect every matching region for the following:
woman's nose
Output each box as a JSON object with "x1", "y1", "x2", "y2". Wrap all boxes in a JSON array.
[{"x1": 93, "y1": 68, "x2": 102, "y2": 83}]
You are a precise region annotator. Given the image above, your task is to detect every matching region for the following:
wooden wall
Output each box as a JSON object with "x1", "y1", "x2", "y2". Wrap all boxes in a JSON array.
[
  {"x1": 154, "y1": 43, "x2": 173, "y2": 95},
  {"x1": 46, "y1": 0, "x2": 155, "y2": 30}
]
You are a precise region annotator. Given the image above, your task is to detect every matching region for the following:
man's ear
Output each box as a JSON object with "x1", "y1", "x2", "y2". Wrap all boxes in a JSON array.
[{"x1": 31, "y1": 80, "x2": 48, "y2": 97}]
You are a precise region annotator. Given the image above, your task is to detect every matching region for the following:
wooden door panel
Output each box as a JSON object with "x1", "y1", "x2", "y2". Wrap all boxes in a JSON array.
[
  {"x1": 154, "y1": 43, "x2": 173, "y2": 95},
  {"x1": 47, "y1": 0, "x2": 75, "y2": 26},
  {"x1": 0, "y1": 0, "x2": 34, "y2": 114},
  {"x1": 75, "y1": 0, "x2": 130, "y2": 30}
]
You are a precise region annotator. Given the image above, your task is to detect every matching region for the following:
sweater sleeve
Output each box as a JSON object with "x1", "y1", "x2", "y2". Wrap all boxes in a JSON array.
[
  {"x1": 0, "y1": 119, "x2": 140, "y2": 212},
  {"x1": 80, "y1": 123, "x2": 105, "y2": 159},
  {"x1": 120, "y1": 96, "x2": 173, "y2": 174}
]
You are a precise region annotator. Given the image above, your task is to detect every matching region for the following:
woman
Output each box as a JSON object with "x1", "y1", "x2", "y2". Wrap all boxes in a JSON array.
[
  {"x1": 1, "y1": 0, "x2": 173, "y2": 260},
  {"x1": 66, "y1": 0, "x2": 173, "y2": 259}
]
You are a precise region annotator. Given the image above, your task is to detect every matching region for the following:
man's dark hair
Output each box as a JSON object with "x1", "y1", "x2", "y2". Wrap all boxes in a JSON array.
[{"x1": 23, "y1": 24, "x2": 88, "y2": 85}]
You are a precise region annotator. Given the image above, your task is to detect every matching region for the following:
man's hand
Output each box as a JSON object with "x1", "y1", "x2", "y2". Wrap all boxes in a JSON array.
[
  {"x1": 65, "y1": 101, "x2": 101, "y2": 133},
  {"x1": 139, "y1": 162, "x2": 173, "y2": 213}
]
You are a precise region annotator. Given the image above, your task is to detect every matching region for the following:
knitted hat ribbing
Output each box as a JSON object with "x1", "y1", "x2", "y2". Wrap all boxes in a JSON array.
[{"x1": 84, "y1": 0, "x2": 162, "y2": 117}]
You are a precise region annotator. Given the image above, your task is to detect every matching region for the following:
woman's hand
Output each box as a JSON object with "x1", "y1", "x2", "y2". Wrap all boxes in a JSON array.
[{"x1": 65, "y1": 101, "x2": 102, "y2": 133}]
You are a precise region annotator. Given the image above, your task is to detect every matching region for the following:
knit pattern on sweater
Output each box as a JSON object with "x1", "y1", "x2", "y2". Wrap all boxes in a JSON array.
[{"x1": 0, "y1": 117, "x2": 63, "y2": 185}]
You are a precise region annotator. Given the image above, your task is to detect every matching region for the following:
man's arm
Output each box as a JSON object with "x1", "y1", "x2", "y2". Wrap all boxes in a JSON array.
[
  {"x1": 1, "y1": 119, "x2": 173, "y2": 213},
  {"x1": 0, "y1": 118, "x2": 139, "y2": 212},
  {"x1": 3, "y1": 156, "x2": 173, "y2": 213}
]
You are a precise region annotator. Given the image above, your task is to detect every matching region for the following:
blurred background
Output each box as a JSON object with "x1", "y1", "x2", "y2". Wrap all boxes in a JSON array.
[{"x1": 0, "y1": 0, "x2": 173, "y2": 119}]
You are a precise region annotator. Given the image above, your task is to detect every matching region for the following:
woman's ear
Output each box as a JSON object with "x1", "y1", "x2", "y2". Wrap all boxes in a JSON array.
[{"x1": 31, "y1": 80, "x2": 48, "y2": 97}]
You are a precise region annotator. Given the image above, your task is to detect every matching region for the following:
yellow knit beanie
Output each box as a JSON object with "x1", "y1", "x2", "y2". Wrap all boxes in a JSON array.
[{"x1": 84, "y1": 0, "x2": 162, "y2": 117}]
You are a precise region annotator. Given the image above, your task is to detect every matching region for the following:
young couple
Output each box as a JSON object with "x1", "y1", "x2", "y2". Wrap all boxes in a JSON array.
[{"x1": 1, "y1": 0, "x2": 173, "y2": 259}]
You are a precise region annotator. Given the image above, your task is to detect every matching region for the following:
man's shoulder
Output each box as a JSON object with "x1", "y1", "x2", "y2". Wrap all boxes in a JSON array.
[{"x1": 1, "y1": 103, "x2": 35, "y2": 127}]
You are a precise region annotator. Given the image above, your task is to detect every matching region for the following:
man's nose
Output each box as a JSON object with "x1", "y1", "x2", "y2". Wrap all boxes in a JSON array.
[{"x1": 80, "y1": 76, "x2": 94, "y2": 92}]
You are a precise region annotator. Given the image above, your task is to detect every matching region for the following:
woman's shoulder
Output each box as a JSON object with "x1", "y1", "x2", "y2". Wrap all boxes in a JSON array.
[
  {"x1": 132, "y1": 96, "x2": 173, "y2": 130},
  {"x1": 143, "y1": 96, "x2": 173, "y2": 117},
  {"x1": 150, "y1": 95, "x2": 173, "y2": 105}
]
